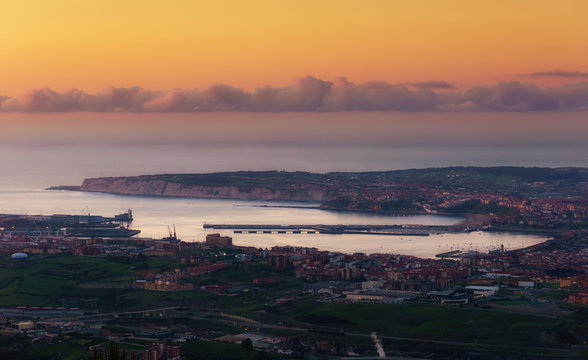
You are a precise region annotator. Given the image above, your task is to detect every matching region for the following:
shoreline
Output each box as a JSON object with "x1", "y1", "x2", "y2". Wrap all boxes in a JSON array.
[
  {"x1": 47, "y1": 187, "x2": 326, "y2": 204},
  {"x1": 45, "y1": 188, "x2": 569, "y2": 237}
]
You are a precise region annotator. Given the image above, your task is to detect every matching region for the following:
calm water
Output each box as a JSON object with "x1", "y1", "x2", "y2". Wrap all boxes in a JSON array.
[
  {"x1": 1, "y1": 112, "x2": 587, "y2": 190},
  {"x1": 0, "y1": 189, "x2": 547, "y2": 258},
  {"x1": 2, "y1": 112, "x2": 574, "y2": 256}
]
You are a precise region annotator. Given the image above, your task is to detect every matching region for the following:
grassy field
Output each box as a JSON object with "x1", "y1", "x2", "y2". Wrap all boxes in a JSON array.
[
  {"x1": 0, "y1": 254, "x2": 303, "y2": 311},
  {"x1": 539, "y1": 290, "x2": 573, "y2": 301},
  {"x1": 0, "y1": 255, "x2": 132, "y2": 306},
  {"x1": 269, "y1": 302, "x2": 587, "y2": 348},
  {"x1": 182, "y1": 339, "x2": 285, "y2": 360},
  {"x1": 0, "y1": 335, "x2": 97, "y2": 360},
  {"x1": 0, "y1": 254, "x2": 193, "y2": 309}
]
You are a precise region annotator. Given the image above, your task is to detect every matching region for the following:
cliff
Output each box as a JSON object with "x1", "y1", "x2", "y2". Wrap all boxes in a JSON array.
[
  {"x1": 80, "y1": 176, "x2": 334, "y2": 202},
  {"x1": 71, "y1": 167, "x2": 587, "y2": 206}
]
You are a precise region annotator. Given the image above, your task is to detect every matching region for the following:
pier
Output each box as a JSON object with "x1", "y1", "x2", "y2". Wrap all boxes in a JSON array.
[{"x1": 203, "y1": 224, "x2": 434, "y2": 236}]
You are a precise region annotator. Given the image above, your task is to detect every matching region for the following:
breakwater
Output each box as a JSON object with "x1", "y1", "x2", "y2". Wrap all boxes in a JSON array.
[{"x1": 203, "y1": 223, "x2": 433, "y2": 236}]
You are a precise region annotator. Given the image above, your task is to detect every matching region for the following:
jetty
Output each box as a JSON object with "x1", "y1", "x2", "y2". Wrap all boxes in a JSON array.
[{"x1": 203, "y1": 224, "x2": 432, "y2": 236}]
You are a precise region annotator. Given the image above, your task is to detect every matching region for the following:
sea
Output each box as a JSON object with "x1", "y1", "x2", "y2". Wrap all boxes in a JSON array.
[{"x1": 2, "y1": 111, "x2": 583, "y2": 257}]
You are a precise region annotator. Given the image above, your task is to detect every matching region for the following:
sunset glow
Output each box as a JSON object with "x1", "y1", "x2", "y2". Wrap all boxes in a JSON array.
[
  {"x1": 1, "y1": 0, "x2": 587, "y2": 96},
  {"x1": 1, "y1": 0, "x2": 586, "y2": 178}
]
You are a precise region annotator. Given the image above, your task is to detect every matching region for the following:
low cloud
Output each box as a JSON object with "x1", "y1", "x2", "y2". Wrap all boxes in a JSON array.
[
  {"x1": 464, "y1": 81, "x2": 588, "y2": 111},
  {"x1": 518, "y1": 70, "x2": 588, "y2": 79},
  {"x1": 1, "y1": 77, "x2": 587, "y2": 112},
  {"x1": 0, "y1": 87, "x2": 155, "y2": 112},
  {"x1": 405, "y1": 81, "x2": 456, "y2": 89}
]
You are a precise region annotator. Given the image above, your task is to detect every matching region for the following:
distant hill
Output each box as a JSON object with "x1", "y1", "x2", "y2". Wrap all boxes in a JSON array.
[{"x1": 66, "y1": 167, "x2": 587, "y2": 209}]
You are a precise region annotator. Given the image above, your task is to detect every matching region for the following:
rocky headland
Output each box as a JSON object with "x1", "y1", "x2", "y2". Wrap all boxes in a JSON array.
[
  {"x1": 78, "y1": 173, "x2": 336, "y2": 202},
  {"x1": 51, "y1": 167, "x2": 588, "y2": 220}
]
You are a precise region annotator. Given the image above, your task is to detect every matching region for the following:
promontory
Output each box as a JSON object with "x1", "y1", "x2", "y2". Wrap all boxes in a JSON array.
[{"x1": 50, "y1": 167, "x2": 588, "y2": 222}]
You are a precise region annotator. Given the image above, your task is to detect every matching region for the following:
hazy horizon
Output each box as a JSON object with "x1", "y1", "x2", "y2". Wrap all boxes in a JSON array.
[{"x1": 1, "y1": 111, "x2": 586, "y2": 190}]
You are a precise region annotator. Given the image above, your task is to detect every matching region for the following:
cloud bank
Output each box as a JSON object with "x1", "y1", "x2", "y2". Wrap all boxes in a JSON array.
[
  {"x1": 519, "y1": 70, "x2": 588, "y2": 79},
  {"x1": 1, "y1": 77, "x2": 587, "y2": 112}
]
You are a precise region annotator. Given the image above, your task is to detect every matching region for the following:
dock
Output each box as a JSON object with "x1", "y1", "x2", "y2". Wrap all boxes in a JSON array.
[
  {"x1": 203, "y1": 224, "x2": 432, "y2": 236},
  {"x1": 435, "y1": 250, "x2": 462, "y2": 258}
]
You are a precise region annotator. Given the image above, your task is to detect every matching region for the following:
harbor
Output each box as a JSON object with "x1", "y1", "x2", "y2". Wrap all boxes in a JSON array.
[
  {"x1": 0, "y1": 190, "x2": 549, "y2": 258},
  {"x1": 0, "y1": 210, "x2": 139, "y2": 238}
]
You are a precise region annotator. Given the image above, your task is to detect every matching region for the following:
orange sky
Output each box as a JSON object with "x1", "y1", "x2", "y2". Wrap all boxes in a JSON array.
[{"x1": 1, "y1": 0, "x2": 587, "y2": 95}]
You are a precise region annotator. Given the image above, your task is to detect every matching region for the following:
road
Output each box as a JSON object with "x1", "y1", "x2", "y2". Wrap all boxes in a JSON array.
[{"x1": 198, "y1": 310, "x2": 587, "y2": 357}]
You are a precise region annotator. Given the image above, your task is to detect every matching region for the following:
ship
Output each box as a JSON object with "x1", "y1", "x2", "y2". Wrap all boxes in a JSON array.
[
  {"x1": 0, "y1": 210, "x2": 139, "y2": 238},
  {"x1": 66, "y1": 227, "x2": 141, "y2": 238}
]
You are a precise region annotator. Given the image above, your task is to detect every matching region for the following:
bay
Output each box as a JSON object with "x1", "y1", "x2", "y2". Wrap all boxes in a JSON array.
[{"x1": 0, "y1": 189, "x2": 547, "y2": 258}]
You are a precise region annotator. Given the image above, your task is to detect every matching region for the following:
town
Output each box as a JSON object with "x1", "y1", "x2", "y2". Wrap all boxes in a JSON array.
[
  {"x1": 0, "y1": 213, "x2": 587, "y2": 359},
  {"x1": 1, "y1": 167, "x2": 587, "y2": 359}
]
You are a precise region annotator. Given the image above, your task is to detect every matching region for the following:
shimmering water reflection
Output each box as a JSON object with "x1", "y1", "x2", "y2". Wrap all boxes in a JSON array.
[{"x1": 0, "y1": 190, "x2": 547, "y2": 257}]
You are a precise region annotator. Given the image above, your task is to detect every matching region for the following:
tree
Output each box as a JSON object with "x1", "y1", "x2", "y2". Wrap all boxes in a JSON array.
[{"x1": 241, "y1": 338, "x2": 253, "y2": 350}]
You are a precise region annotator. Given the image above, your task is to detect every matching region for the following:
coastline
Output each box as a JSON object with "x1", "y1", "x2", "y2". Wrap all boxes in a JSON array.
[
  {"x1": 3, "y1": 188, "x2": 551, "y2": 257},
  {"x1": 46, "y1": 187, "x2": 567, "y2": 237}
]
